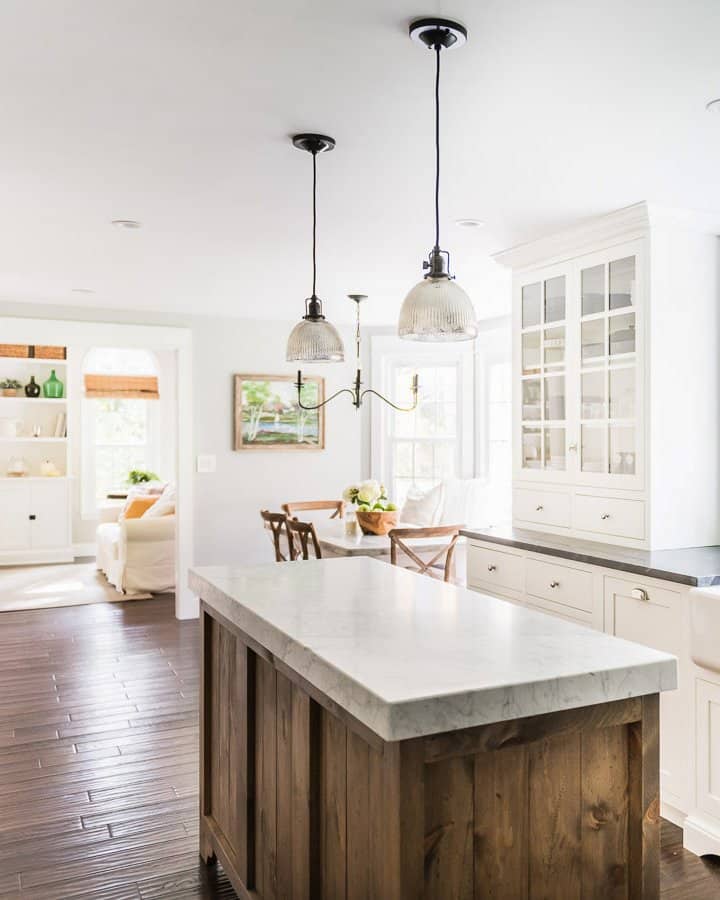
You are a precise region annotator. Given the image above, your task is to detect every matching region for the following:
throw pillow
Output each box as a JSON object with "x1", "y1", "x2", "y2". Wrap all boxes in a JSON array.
[
  {"x1": 143, "y1": 484, "x2": 176, "y2": 518},
  {"x1": 121, "y1": 497, "x2": 158, "y2": 520},
  {"x1": 400, "y1": 483, "x2": 444, "y2": 526}
]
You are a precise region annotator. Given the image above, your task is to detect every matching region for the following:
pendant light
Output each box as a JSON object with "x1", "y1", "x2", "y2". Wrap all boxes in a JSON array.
[
  {"x1": 398, "y1": 18, "x2": 478, "y2": 342},
  {"x1": 286, "y1": 133, "x2": 345, "y2": 362},
  {"x1": 295, "y1": 294, "x2": 419, "y2": 411}
]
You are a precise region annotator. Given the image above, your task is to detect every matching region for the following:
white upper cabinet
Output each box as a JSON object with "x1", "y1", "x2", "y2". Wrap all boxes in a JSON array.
[{"x1": 500, "y1": 202, "x2": 720, "y2": 549}]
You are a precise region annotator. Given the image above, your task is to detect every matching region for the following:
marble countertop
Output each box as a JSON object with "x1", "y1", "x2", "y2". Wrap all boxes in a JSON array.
[
  {"x1": 461, "y1": 526, "x2": 720, "y2": 586},
  {"x1": 190, "y1": 557, "x2": 676, "y2": 742},
  {"x1": 315, "y1": 521, "x2": 455, "y2": 556}
]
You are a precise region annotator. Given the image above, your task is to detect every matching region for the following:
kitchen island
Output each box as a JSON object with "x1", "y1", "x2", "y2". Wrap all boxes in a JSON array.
[{"x1": 190, "y1": 557, "x2": 676, "y2": 899}]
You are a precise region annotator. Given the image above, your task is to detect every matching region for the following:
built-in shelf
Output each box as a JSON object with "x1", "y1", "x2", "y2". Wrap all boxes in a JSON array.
[
  {"x1": 0, "y1": 396, "x2": 66, "y2": 404},
  {"x1": 0, "y1": 476, "x2": 69, "y2": 481},
  {"x1": 0, "y1": 356, "x2": 67, "y2": 366},
  {"x1": 0, "y1": 437, "x2": 67, "y2": 443}
]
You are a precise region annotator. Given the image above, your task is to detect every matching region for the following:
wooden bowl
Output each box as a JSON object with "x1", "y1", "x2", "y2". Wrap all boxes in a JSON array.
[{"x1": 355, "y1": 509, "x2": 398, "y2": 536}]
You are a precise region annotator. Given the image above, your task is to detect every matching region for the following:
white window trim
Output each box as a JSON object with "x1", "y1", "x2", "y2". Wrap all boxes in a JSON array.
[{"x1": 369, "y1": 335, "x2": 475, "y2": 492}]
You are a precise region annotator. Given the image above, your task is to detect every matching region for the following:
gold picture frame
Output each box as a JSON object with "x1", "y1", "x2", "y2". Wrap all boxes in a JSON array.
[{"x1": 234, "y1": 374, "x2": 325, "y2": 451}]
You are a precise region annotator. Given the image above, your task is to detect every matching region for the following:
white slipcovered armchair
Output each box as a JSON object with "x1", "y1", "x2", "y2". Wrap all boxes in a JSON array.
[{"x1": 96, "y1": 504, "x2": 175, "y2": 595}]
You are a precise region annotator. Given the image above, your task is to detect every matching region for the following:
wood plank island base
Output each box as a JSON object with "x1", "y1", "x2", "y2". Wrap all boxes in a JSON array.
[{"x1": 190, "y1": 558, "x2": 677, "y2": 900}]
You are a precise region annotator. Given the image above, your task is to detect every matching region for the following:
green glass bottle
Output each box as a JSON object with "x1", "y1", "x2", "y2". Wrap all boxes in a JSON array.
[{"x1": 42, "y1": 369, "x2": 64, "y2": 399}]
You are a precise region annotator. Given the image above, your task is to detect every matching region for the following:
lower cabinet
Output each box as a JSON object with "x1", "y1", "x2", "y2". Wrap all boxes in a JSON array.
[
  {"x1": 695, "y1": 679, "x2": 720, "y2": 822},
  {"x1": 0, "y1": 479, "x2": 72, "y2": 564}
]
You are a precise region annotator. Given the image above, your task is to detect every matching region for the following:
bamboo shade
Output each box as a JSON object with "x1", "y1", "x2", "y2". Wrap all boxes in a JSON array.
[{"x1": 84, "y1": 373, "x2": 159, "y2": 399}]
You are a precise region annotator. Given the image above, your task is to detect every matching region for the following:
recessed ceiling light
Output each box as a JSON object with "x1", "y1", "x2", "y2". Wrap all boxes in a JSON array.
[
  {"x1": 71, "y1": 288, "x2": 95, "y2": 294},
  {"x1": 706, "y1": 99, "x2": 720, "y2": 113},
  {"x1": 455, "y1": 218, "x2": 485, "y2": 229},
  {"x1": 111, "y1": 219, "x2": 142, "y2": 230}
]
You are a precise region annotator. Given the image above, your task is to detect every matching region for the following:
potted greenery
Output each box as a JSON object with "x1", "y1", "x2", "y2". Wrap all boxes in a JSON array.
[
  {"x1": 0, "y1": 378, "x2": 23, "y2": 397},
  {"x1": 343, "y1": 479, "x2": 398, "y2": 535},
  {"x1": 126, "y1": 469, "x2": 160, "y2": 485}
]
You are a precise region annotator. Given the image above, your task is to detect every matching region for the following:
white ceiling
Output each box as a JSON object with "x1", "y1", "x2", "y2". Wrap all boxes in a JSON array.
[{"x1": 0, "y1": 0, "x2": 718, "y2": 325}]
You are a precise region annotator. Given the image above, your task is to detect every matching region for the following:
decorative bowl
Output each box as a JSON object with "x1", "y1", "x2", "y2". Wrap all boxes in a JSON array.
[{"x1": 355, "y1": 509, "x2": 398, "y2": 536}]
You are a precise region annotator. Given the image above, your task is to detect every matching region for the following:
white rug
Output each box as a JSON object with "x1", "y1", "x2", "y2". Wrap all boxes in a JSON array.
[{"x1": 0, "y1": 561, "x2": 166, "y2": 613}]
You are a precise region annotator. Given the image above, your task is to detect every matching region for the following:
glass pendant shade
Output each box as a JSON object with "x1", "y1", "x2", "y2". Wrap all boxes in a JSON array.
[
  {"x1": 286, "y1": 316, "x2": 344, "y2": 362},
  {"x1": 398, "y1": 276, "x2": 478, "y2": 341}
]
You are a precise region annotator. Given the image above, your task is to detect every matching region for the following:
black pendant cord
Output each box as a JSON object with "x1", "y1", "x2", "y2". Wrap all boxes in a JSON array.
[
  {"x1": 434, "y1": 42, "x2": 441, "y2": 250},
  {"x1": 312, "y1": 149, "x2": 318, "y2": 297}
]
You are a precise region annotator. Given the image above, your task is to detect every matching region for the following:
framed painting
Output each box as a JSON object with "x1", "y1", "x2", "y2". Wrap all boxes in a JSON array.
[{"x1": 234, "y1": 374, "x2": 325, "y2": 450}]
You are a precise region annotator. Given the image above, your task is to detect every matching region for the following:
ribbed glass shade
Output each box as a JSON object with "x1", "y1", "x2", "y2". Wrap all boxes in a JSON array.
[
  {"x1": 398, "y1": 276, "x2": 478, "y2": 341},
  {"x1": 286, "y1": 318, "x2": 345, "y2": 362}
]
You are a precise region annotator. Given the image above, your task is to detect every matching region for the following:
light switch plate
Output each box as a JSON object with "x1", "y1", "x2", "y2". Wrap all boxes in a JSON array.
[{"x1": 196, "y1": 454, "x2": 216, "y2": 473}]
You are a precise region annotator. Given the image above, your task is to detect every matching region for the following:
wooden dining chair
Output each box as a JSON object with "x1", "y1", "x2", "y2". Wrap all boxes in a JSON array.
[
  {"x1": 286, "y1": 518, "x2": 323, "y2": 560},
  {"x1": 281, "y1": 499, "x2": 345, "y2": 520},
  {"x1": 388, "y1": 525, "x2": 464, "y2": 583},
  {"x1": 260, "y1": 510, "x2": 292, "y2": 562}
]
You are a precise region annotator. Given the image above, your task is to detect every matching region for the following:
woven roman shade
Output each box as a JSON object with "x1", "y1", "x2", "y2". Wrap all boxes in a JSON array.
[{"x1": 84, "y1": 373, "x2": 159, "y2": 399}]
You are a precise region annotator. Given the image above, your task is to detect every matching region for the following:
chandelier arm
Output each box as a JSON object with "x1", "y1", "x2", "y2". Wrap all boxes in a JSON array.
[
  {"x1": 296, "y1": 385, "x2": 356, "y2": 411},
  {"x1": 359, "y1": 387, "x2": 419, "y2": 413}
]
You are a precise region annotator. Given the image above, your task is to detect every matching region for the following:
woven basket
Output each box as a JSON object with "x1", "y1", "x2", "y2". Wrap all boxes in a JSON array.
[
  {"x1": 34, "y1": 345, "x2": 67, "y2": 360},
  {"x1": 355, "y1": 509, "x2": 398, "y2": 536},
  {"x1": 0, "y1": 344, "x2": 30, "y2": 358}
]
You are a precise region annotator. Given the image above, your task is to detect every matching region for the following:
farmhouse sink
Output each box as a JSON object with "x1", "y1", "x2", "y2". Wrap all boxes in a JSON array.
[{"x1": 689, "y1": 586, "x2": 720, "y2": 673}]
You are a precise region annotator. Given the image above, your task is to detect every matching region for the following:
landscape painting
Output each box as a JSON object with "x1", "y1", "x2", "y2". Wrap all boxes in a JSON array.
[{"x1": 234, "y1": 374, "x2": 325, "y2": 450}]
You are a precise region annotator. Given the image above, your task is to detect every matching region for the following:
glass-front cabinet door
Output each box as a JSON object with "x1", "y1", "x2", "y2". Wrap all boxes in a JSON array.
[
  {"x1": 577, "y1": 243, "x2": 642, "y2": 488},
  {"x1": 519, "y1": 271, "x2": 568, "y2": 477}
]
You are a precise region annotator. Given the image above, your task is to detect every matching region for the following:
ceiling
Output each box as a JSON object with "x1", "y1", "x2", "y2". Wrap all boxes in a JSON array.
[{"x1": 0, "y1": 0, "x2": 718, "y2": 325}]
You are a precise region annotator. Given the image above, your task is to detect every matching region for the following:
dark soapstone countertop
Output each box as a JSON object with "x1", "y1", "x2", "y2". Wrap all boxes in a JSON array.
[{"x1": 460, "y1": 526, "x2": 720, "y2": 587}]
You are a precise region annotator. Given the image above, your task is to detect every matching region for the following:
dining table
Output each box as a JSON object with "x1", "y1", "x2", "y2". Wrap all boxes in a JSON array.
[{"x1": 314, "y1": 520, "x2": 463, "y2": 561}]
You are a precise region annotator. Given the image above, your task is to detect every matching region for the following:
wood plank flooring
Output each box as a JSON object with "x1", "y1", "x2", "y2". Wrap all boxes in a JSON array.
[{"x1": 0, "y1": 594, "x2": 718, "y2": 898}]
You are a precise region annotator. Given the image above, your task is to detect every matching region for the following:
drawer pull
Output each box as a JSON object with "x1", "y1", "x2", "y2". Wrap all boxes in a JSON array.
[
  {"x1": 550, "y1": 580, "x2": 559, "y2": 589},
  {"x1": 631, "y1": 588, "x2": 649, "y2": 602},
  {"x1": 487, "y1": 564, "x2": 497, "y2": 572},
  {"x1": 601, "y1": 513, "x2": 610, "y2": 520},
  {"x1": 536, "y1": 505, "x2": 544, "y2": 512}
]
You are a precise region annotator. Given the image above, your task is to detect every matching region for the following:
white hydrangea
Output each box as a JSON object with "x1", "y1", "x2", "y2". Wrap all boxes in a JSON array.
[{"x1": 356, "y1": 479, "x2": 381, "y2": 506}]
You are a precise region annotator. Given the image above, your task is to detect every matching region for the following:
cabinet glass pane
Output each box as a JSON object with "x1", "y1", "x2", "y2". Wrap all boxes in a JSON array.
[
  {"x1": 581, "y1": 264, "x2": 605, "y2": 317},
  {"x1": 609, "y1": 256, "x2": 635, "y2": 310},
  {"x1": 581, "y1": 425, "x2": 606, "y2": 473},
  {"x1": 522, "y1": 332, "x2": 541, "y2": 375},
  {"x1": 581, "y1": 370, "x2": 605, "y2": 419},
  {"x1": 582, "y1": 319, "x2": 605, "y2": 363},
  {"x1": 522, "y1": 283, "x2": 541, "y2": 328},
  {"x1": 609, "y1": 313, "x2": 635, "y2": 356},
  {"x1": 522, "y1": 427, "x2": 542, "y2": 469},
  {"x1": 544, "y1": 428, "x2": 566, "y2": 471},
  {"x1": 544, "y1": 376, "x2": 565, "y2": 421},
  {"x1": 522, "y1": 380, "x2": 541, "y2": 420},
  {"x1": 543, "y1": 326, "x2": 565, "y2": 366},
  {"x1": 609, "y1": 368, "x2": 635, "y2": 419},
  {"x1": 544, "y1": 276, "x2": 565, "y2": 323},
  {"x1": 610, "y1": 426, "x2": 636, "y2": 474}
]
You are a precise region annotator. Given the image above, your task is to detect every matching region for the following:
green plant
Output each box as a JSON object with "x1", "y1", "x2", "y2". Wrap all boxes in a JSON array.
[
  {"x1": 0, "y1": 378, "x2": 22, "y2": 389},
  {"x1": 127, "y1": 469, "x2": 160, "y2": 485}
]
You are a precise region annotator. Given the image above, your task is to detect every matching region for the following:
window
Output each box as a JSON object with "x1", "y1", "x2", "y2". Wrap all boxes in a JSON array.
[
  {"x1": 371, "y1": 338, "x2": 474, "y2": 508},
  {"x1": 81, "y1": 348, "x2": 160, "y2": 516}
]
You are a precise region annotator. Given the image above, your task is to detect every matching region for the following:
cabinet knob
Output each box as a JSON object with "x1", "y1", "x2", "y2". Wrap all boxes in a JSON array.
[
  {"x1": 29, "y1": 514, "x2": 36, "y2": 521},
  {"x1": 631, "y1": 588, "x2": 649, "y2": 602},
  {"x1": 536, "y1": 505, "x2": 544, "y2": 512},
  {"x1": 550, "y1": 580, "x2": 559, "y2": 588},
  {"x1": 487, "y1": 564, "x2": 497, "y2": 572},
  {"x1": 601, "y1": 513, "x2": 610, "y2": 520},
  {"x1": 568, "y1": 443, "x2": 578, "y2": 452}
]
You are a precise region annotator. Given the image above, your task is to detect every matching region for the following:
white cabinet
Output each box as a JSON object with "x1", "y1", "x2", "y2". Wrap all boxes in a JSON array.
[
  {"x1": 498, "y1": 202, "x2": 720, "y2": 549},
  {"x1": 604, "y1": 575, "x2": 690, "y2": 818},
  {"x1": 695, "y1": 679, "x2": 720, "y2": 823},
  {"x1": 0, "y1": 479, "x2": 72, "y2": 563}
]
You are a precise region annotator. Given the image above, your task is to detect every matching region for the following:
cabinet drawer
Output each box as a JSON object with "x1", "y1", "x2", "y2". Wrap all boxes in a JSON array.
[
  {"x1": 514, "y1": 489, "x2": 571, "y2": 529},
  {"x1": 525, "y1": 558, "x2": 593, "y2": 614},
  {"x1": 467, "y1": 544, "x2": 524, "y2": 593},
  {"x1": 574, "y1": 494, "x2": 645, "y2": 540}
]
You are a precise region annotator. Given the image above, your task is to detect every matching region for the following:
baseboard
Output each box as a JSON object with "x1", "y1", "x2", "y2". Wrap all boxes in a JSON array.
[
  {"x1": 683, "y1": 813, "x2": 720, "y2": 857},
  {"x1": 661, "y1": 800, "x2": 687, "y2": 829},
  {"x1": 73, "y1": 542, "x2": 97, "y2": 559}
]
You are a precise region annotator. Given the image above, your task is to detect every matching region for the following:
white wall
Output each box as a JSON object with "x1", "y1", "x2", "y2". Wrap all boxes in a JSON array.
[{"x1": 0, "y1": 301, "x2": 361, "y2": 568}]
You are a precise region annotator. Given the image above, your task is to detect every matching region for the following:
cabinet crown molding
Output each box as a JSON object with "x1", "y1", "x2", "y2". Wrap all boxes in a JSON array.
[{"x1": 494, "y1": 201, "x2": 720, "y2": 271}]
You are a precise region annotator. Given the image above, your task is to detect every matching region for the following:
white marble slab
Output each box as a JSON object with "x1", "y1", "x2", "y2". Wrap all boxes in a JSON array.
[
  {"x1": 190, "y1": 557, "x2": 677, "y2": 742},
  {"x1": 315, "y1": 521, "x2": 455, "y2": 557}
]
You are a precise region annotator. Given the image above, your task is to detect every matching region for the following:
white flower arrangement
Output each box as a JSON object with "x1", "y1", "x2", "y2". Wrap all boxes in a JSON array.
[{"x1": 343, "y1": 479, "x2": 396, "y2": 512}]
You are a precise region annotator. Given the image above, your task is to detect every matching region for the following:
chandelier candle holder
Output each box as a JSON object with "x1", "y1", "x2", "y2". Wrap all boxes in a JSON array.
[
  {"x1": 398, "y1": 17, "x2": 478, "y2": 342},
  {"x1": 295, "y1": 294, "x2": 418, "y2": 412}
]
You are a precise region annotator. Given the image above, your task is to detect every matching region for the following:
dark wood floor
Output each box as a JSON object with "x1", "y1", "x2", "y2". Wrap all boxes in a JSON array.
[{"x1": 0, "y1": 596, "x2": 718, "y2": 898}]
